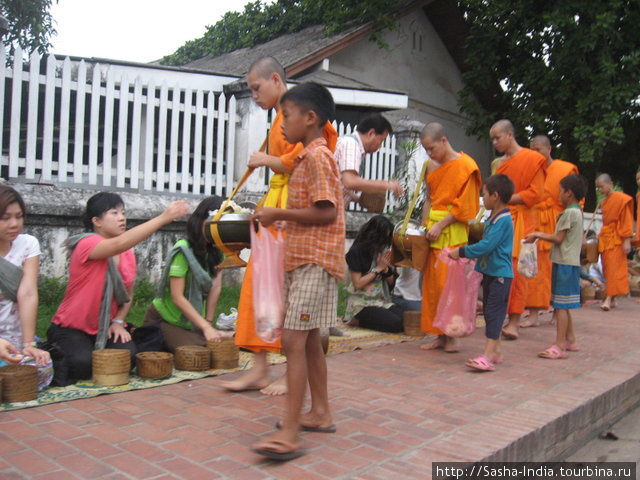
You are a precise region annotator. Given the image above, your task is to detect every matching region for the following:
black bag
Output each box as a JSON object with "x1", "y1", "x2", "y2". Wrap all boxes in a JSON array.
[
  {"x1": 130, "y1": 323, "x2": 165, "y2": 353},
  {"x1": 39, "y1": 340, "x2": 72, "y2": 387}
]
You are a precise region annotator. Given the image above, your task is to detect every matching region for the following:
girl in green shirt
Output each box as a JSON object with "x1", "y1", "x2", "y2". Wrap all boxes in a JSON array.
[{"x1": 144, "y1": 196, "x2": 225, "y2": 352}]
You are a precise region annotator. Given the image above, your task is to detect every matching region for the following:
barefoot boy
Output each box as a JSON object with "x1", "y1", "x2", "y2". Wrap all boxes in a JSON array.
[
  {"x1": 449, "y1": 174, "x2": 514, "y2": 371},
  {"x1": 252, "y1": 82, "x2": 345, "y2": 460},
  {"x1": 525, "y1": 174, "x2": 586, "y2": 359}
]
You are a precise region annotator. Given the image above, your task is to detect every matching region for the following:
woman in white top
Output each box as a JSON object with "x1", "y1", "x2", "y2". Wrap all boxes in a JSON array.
[{"x1": 0, "y1": 185, "x2": 52, "y2": 389}]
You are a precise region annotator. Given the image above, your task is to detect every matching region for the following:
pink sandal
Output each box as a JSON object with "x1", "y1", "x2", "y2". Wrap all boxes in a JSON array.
[
  {"x1": 565, "y1": 342, "x2": 580, "y2": 352},
  {"x1": 466, "y1": 354, "x2": 496, "y2": 371},
  {"x1": 538, "y1": 344, "x2": 568, "y2": 359}
]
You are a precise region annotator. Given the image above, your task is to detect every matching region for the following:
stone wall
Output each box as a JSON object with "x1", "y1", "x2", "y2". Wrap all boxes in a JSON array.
[{"x1": 8, "y1": 182, "x2": 371, "y2": 287}]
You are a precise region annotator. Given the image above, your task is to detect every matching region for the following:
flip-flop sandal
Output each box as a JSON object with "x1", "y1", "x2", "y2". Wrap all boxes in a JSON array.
[
  {"x1": 501, "y1": 328, "x2": 519, "y2": 340},
  {"x1": 492, "y1": 355, "x2": 504, "y2": 364},
  {"x1": 276, "y1": 420, "x2": 337, "y2": 433},
  {"x1": 466, "y1": 354, "x2": 495, "y2": 371},
  {"x1": 252, "y1": 439, "x2": 305, "y2": 461},
  {"x1": 538, "y1": 344, "x2": 568, "y2": 359}
]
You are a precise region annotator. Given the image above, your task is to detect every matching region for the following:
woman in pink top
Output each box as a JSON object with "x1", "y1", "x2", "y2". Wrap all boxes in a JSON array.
[{"x1": 47, "y1": 192, "x2": 188, "y2": 385}]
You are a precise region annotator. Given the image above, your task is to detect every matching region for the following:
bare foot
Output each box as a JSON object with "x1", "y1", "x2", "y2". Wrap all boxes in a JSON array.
[
  {"x1": 299, "y1": 412, "x2": 334, "y2": 430},
  {"x1": 444, "y1": 337, "x2": 459, "y2": 353},
  {"x1": 220, "y1": 372, "x2": 269, "y2": 392},
  {"x1": 501, "y1": 324, "x2": 519, "y2": 340},
  {"x1": 420, "y1": 336, "x2": 444, "y2": 351},
  {"x1": 260, "y1": 375, "x2": 287, "y2": 396},
  {"x1": 519, "y1": 318, "x2": 539, "y2": 328}
]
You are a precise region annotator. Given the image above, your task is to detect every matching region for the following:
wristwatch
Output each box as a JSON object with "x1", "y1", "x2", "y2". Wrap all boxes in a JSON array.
[{"x1": 111, "y1": 319, "x2": 125, "y2": 326}]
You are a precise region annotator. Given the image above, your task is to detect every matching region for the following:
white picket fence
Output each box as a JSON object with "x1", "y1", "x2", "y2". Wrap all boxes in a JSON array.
[{"x1": 0, "y1": 47, "x2": 237, "y2": 196}]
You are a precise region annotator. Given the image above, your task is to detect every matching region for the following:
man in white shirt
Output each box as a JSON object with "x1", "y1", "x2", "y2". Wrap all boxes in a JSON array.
[{"x1": 336, "y1": 114, "x2": 404, "y2": 207}]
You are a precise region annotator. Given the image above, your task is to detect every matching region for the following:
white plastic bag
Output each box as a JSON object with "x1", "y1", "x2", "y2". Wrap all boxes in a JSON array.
[{"x1": 517, "y1": 240, "x2": 538, "y2": 278}]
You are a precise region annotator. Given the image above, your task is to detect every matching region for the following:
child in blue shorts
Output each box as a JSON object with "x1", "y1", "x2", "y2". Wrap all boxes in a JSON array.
[
  {"x1": 525, "y1": 174, "x2": 586, "y2": 359},
  {"x1": 449, "y1": 174, "x2": 514, "y2": 371}
]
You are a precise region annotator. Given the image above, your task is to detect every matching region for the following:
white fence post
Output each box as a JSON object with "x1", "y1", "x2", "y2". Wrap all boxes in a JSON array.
[
  {"x1": 73, "y1": 60, "x2": 87, "y2": 184},
  {"x1": 58, "y1": 57, "x2": 72, "y2": 183},
  {"x1": 25, "y1": 50, "x2": 39, "y2": 180}
]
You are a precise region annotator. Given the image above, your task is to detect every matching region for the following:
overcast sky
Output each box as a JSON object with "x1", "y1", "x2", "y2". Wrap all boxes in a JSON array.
[{"x1": 50, "y1": 0, "x2": 258, "y2": 63}]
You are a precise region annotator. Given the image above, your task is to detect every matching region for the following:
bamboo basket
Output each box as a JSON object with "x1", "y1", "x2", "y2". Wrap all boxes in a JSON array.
[
  {"x1": 403, "y1": 310, "x2": 424, "y2": 337},
  {"x1": 174, "y1": 345, "x2": 211, "y2": 371},
  {"x1": 0, "y1": 365, "x2": 37, "y2": 402},
  {"x1": 207, "y1": 338, "x2": 239, "y2": 370},
  {"x1": 92, "y1": 349, "x2": 131, "y2": 386},
  {"x1": 359, "y1": 192, "x2": 386, "y2": 213},
  {"x1": 136, "y1": 352, "x2": 174, "y2": 379}
]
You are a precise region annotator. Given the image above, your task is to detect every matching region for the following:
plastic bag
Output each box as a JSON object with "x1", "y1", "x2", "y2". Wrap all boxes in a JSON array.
[
  {"x1": 216, "y1": 308, "x2": 238, "y2": 331},
  {"x1": 433, "y1": 250, "x2": 482, "y2": 338},
  {"x1": 251, "y1": 224, "x2": 285, "y2": 343},
  {"x1": 517, "y1": 240, "x2": 538, "y2": 278}
]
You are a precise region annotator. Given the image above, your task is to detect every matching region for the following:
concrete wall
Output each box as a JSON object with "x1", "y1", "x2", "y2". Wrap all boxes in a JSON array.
[
  {"x1": 7, "y1": 182, "x2": 369, "y2": 286},
  {"x1": 327, "y1": 8, "x2": 493, "y2": 172}
]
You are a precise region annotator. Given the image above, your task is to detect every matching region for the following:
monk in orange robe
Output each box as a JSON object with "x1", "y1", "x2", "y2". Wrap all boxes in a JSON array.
[
  {"x1": 633, "y1": 171, "x2": 640, "y2": 248},
  {"x1": 596, "y1": 173, "x2": 634, "y2": 311},
  {"x1": 490, "y1": 120, "x2": 546, "y2": 340},
  {"x1": 221, "y1": 57, "x2": 337, "y2": 394},
  {"x1": 419, "y1": 122, "x2": 481, "y2": 352},
  {"x1": 521, "y1": 135, "x2": 579, "y2": 327}
]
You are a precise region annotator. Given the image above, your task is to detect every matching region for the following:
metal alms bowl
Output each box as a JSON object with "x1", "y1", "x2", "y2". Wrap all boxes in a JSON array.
[{"x1": 204, "y1": 212, "x2": 252, "y2": 247}]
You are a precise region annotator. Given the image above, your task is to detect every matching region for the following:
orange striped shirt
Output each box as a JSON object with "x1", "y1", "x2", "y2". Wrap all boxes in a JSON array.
[{"x1": 285, "y1": 137, "x2": 345, "y2": 280}]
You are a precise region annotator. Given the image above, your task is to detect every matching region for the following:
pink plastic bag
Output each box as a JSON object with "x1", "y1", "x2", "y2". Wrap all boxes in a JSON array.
[
  {"x1": 433, "y1": 250, "x2": 483, "y2": 338},
  {"x1": 251, "y1": 224, "x2": 285, "y2": 343}
]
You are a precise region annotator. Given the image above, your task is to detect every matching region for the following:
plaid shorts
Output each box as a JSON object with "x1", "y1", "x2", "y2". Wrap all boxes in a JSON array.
[{"x1": 284, "y1": 264, "x2": 338, "y2": 330}]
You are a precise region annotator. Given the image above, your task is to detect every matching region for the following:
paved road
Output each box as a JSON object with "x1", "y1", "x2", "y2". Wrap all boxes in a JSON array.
[{"x1": 565, "y1": 402, "x2": 640, "y2": 467}]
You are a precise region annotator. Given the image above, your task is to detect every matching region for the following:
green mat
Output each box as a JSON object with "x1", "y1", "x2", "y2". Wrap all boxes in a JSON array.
[{"x1": 0, "y1": 326, "x2": 419, "y2": 411}]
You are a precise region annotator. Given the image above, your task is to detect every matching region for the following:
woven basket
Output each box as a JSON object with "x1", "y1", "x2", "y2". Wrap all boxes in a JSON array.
[
  {"x1": 136, "y1": 351, "x2": 174, "y2": 379},
  {"x1": 0, "y1": 364, "x2": 37, "y2": 402},
  {"x1": 359, "y1": 192, "x2": 386, "y2": 213},
  {"x1": 175, "y1": 345, "x2": 211, "y2": 371},
  {"x1": 92, "y1": 349, "x2": 131, "y2": 386},
  {"x1": 581, "y1": 285, "x2": 596, "y2": 301},
  {"x1": 207, "y1": 338, "x2": 239, "y2": 369},
  {"x1": 403, "y1": 310, "x2": 424, "y2": 337}
]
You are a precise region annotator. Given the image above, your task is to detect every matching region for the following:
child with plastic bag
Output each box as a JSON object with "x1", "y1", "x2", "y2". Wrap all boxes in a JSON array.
[{"x1": 449, "y1": 174, "x2": 515, "y2": 371}]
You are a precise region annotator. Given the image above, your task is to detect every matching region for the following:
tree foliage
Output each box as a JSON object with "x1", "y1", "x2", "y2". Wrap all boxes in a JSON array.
[
  {"x1": 160, "y1": 0, "x2": 411, "y2": 66},
  {"x1": 0, "y1": 0, "x2": 57, "y2": 55},
  {"x1": 457, "y1": 0, "x2": 640, "y2": 195}
]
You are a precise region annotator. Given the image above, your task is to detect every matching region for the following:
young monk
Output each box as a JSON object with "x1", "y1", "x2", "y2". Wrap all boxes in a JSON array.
[
  {"x1": 419, "y1": 122, "x2": 481, "y2": 353},
  {"x1": 596, "y1": 174, "x2": 634, "y2": 311},
  {"x1": 252, "y1": 82, "x2": 344, "y2": 460},
  {"x1": 633, "y1": 170, "x2": 640, "y2": 248},
  {"x1": 490, "y1": 119, "x2": 547, "y2": 340},
  {"x1": 522, "y1": 135, "x2": 579, "y2": 327},
  {"x1": 221, "y1": 57, "x2": 337, "y2": 395}
]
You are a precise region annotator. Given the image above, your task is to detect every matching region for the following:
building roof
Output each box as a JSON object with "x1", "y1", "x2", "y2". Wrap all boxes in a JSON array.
[{"x1": 184, "y1": 24, "x2": 366, "y2": 77}]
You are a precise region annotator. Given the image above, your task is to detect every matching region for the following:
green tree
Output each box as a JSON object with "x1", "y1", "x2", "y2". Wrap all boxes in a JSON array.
[
  {"x1": 161, "y1": 0, "x2": 411, "y2": 66},
  {"x1": 457, "y1": 0, "x2": 640, "y2": 201},
  {"x1": 0, "y1": 0, "x2": 58, "y2": 55}
]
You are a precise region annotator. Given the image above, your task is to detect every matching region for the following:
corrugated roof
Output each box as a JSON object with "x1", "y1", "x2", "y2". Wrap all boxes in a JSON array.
[{"x1": 183, "y1": 24, "x2": 363, "y2": 77}]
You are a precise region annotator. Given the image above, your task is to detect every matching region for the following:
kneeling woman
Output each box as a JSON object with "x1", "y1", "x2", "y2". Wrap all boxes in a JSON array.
[
  {"x1": 48, "y1": 192, "x2": 188, "y2": 385},
  {"x1": 144, "y1": 196, "x2": 225, "y2": 352},
  {"x1": 0, "y1": 186, "x2": 52, "y2": 390},
  {"x1": 343, "y1": 215, "x2": 403, "y2": 333}
]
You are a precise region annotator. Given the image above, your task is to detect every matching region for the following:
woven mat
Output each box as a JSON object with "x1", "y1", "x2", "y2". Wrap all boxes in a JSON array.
[{"x1": 0, "y1": 326, "x2": 419, "y2": 411}]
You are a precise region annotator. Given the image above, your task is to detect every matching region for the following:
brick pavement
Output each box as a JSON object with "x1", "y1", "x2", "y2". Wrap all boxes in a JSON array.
[{"x1": 2, "y1": 298, "x2": 640, "y2": 479}]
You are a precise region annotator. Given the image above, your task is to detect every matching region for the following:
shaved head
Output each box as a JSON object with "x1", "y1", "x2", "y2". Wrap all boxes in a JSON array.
[
  {"x1": 531, "y1": 135, "x2": 551, "y2": 148},
  {"x1": 491, "y1": 119, "x2": 515, "y2": 134},
  {"x1": 421, "y1": 122, "x2": 446, "y2": 141},
  {"x1": 596, "y1": 173, "x2": 612, "y2": 184},
  {"x1": 247, "y1": 56, "x2": 286, "y2": 82}
]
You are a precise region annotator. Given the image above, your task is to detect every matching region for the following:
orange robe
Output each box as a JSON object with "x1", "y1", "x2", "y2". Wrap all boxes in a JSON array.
[
  {"x1": 496, "y1": 148, "x2": 547, "y2": 315},
  {"x1": 599, "y1": 191, "x2": 633, "y2": 297},
  {"x1": 526, "y1": 160, "x2": 579, "y2": 309},
  {"x1": 421, "y1": 153, "x2": 481, "y2": 334},
  {"x1": 234, "y1": 112, "x2": 337, "y2": 352},
  {"x1": 633, "y1": 192, "x2": 640, "y2": 248}
]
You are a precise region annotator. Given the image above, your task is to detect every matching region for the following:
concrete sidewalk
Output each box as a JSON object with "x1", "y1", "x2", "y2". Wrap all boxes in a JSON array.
[{"x1": 1, "y1": 298, "x2": 639, "y2": 479}]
